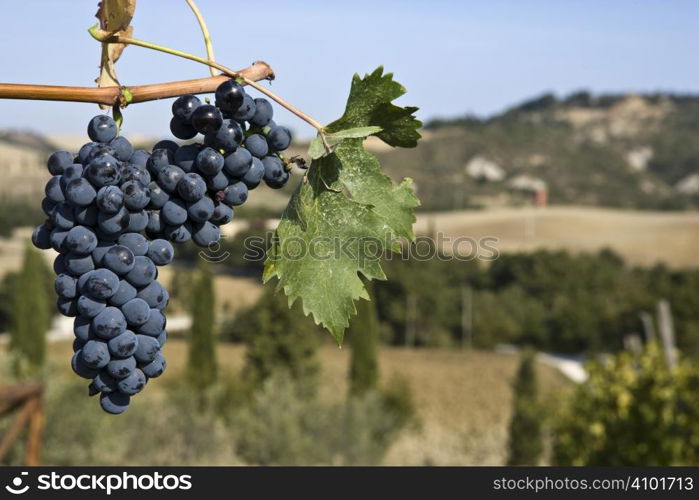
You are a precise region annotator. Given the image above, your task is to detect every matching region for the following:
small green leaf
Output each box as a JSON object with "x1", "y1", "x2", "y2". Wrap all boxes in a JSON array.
[
  {"x1": 265, "y1": 68, "x2": 420, "y2": 344},
  {"x1": 307, "y1": 126, "x2": 383, "y2": 160}
]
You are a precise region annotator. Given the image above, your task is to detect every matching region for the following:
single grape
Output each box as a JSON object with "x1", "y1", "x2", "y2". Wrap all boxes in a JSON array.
[
  {"x1": 96, "y1": 186, "x2": 124, "y2": 214},
  {"x1": 64, "y1": 225, "x2": 98, "y2": 255},
  {"x1": 77, "y1": 295, "x2": 106, "y2": 318},
  {"x1": 233, "y1": 93, "x2": 256, "y2": 121},
  {"x1": 127, "y1": 209, "x2": 149, "y2": 232},
  {"x1": 108, "y1": 330, "x2": 138, "y2": 359},
  {"x1": 117, "y1": 369, "x2": 147, "y2": 395},
  {"x1": 223, "y1": 147, "x2": 252, "y2": 178},
  {"x1": 177, "y1": 172, "x2": 207, "y2": 201},
  {"x1": 172, "y1": 94, "x2": 201, "y2": 122},
  {"x1": 81, "y1": 340, "x2": 111, "y2": 369},
  {"x1": 138, "y1": 309, "x2": 165, "y2": 336},
  {"x1": 74, "y1": 315, "x2": 93, "y2": 342},
  {"x1": 118, "y1": 233, "x2": 148, "y2": 256},
  {"x1": 109, "y1": 280, "x2": 138, "y2": 307},
  {"x1": 130, "y1": 150, "x2": 151, "y2": 168},
  {"x1": 267, "y1": 126, "x2": 292, "y2": 151},
  {"x1": 121, "y1": 298, "x2": 151, "y2": 327},
  {"x1": 109, "y1": 136, "x2": 133, "y2": 161},
  {"x1": 164, "y1": 224, "x2": 192, "y2": 243},
  {"x1": 47, "y1": 151, "x2": 73, "y2": 175},
  {"x1": 125, "y1": 256, "x2": 157, "y2": 288},
  {"x1": 97, "y1": 206, "x2": 130, "y2": 234},
  {"x1": 50, "y1": 228, "x2": 69, "y2": 253},
  {"x1": 84, "y1": 268, "x2": 120, "y2": 300},
  {"x1": 187, "y1": 196, "x2": 215, "y2": 223},
  {"x1": 91, "y1": 372, "x2": 118, "y2": 394},
  {"x1": 210, "y1": 202, "x2": 234, "y2": 226},
  {"x1": 146, "y1": 149, "x2": 173, "y2": 176},
  {"x1": 215, "y1": 79, "x2": 245, "y2": 113},
  {"x1": 55, "y1": 274, "x2": 78, "y2": 299},
  {"x1": 92, "y1": 306, "x2": 127, "y2": 340},
  {"x1": 86, "y1": 155, "x2": 121, "y2": 187},
  {"x1": 51, "y1": 203, "x2": 75, "y2": 230},
  {"x1": 157, "y1": 330, "x2": 168, "y2": 348},
  {"x1": 32, "y1": 224, "x2": 52, "y2": 250},
  {"x1": 170, "y1": 116, "x2": 198, "y2": 140},
  {"x1": 194, "y1": 147, "x2": 224, "y2": 177},
  {"x1": 223, "y1": 181, "x2": 248, "y2": 206},
  {"x1": 87, "y1": 115, "x2": 117, "y2": 143},
  {"x1": 161, "y1": 199, "x2": 187, "y2": 226},
  {"x1": 206, "y1": 170, "x2": 229, "y2": 191},
  {"x1": 152, "y1": 140, "x2": 179, "y2": 155},
  {"x1": 191, "y1": 104, "x2": 223, "y2": 135},
  {"x1": 244, "y1": 134, "x2": 269, "y2": 158},
  {"x1": 191, "y1": 221, "x2": 221, "y2": 247},
  {"x1": 60, "y1": 164, "x2": 84, "y2": 189},
  {"x1": 134, "y1": 334, "x2": 160, "y2": 364},
  {"x1": 64, "y1": 252, "x2": 95, "y2": 275},
  {"x1": 100, "y1": 392, "x2": 130, "y2": 414},
  {"x1": 157, "y1": 165, "x2": 186, "y2": 194},
  {"x1": 205, "y1": 119, "x2": 243, "y2": 153},
  {"x1": 250, "y1": 98, "x2": 273, "y2": 127},
  {"x1": 41, "y1": 197, "x2": 57, "y2": 216},
  {"x1": 266, "y1": 169, "x2": 290, "y2": 189},
  {"x1": 74, "y1": 204, "x2": 99, "y2": 226},
  {"x1": 103, "y1": 245, "x2": 136, "y2": 275},
  {"x1": 53, "y1": 254, "x2": 67, "y2": 275},
  {"x1": 140, "y1": 351, "x2": 166, "y2": 378},
  {"x1": 137, "y1": 281, "x2": 169, "y2": 310},
  {"x1": 174, "y1": 144, "x2": 200, "y2": 172},
  {"x1": 72, "y1": 351, "x2": 100, "y2": 379},
  {"x1": 57, "y1": 297, "x2": 78, "y2": 317},
  {"x1": 147, "y1": 181, "x2": 170, "y2": 209},
  {"x1": 105, "y1": 356, "x2": 137, "y2": 379},
  {"x1": 242, "y1": 157, "x2": 265, "y2": 188},
  {"x1": 45, "y1": 176, "x2": 65, "y2": 203},
  {"x1": 65, "y1": 178, "x2": 97, "y2": 207},
  {"x1": 120, "y1": 181, "x2": 150, "y2": 211},
  {"x1": 78, "y1": 142, "x2": 97, "y2": 165},
  {"x1": 147, "y1": 239, "x2": 174, "y2": 266}
]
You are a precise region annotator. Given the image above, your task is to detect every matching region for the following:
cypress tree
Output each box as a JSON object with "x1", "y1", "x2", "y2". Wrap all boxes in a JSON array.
[
  {"x1": 187, "y1": 260, "x2": 218, "y2": 389},
  {"x1": 9, "y1": 244, "x2": 52, "y2": 378},
  {"x1": 348, "y1": 283, "x2": 379, "y2": 396},
  {"x1": 240, "y1": 287, "x2": 321, "y2": 395},
  {"x1": 506, "y1": 349, "x2": 543, "y2": 465}
]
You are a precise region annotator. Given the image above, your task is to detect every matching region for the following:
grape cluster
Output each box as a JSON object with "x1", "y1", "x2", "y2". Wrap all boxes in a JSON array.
[
  {"x1": 30, "y1": 79, "x2": 293, "y2": 414},
  {"x1": 146, "y1": 79, "x2": 292, "y2": 247},
  {"x1": 32, "y1": 116, "x2": 171, "y2": 414}
]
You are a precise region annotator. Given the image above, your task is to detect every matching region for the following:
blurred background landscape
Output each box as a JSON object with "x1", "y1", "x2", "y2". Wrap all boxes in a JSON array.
[{"x1": 1, "y1": 0, "x2": 699, "y2": 466}]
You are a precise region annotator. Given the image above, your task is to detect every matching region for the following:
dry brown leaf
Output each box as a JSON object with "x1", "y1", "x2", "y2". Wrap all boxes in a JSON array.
[{"x1": 95, "y1": 0, "x2": 137, "y2": 107}]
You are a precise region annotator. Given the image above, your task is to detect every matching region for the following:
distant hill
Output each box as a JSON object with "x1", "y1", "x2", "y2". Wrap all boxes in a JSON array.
[{"x1": 375, "y1": 92, "x2": 699, "y2": 211}]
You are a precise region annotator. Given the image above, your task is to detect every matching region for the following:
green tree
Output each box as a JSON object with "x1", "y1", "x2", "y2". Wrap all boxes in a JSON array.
[
  {"x1": 235, "y1": 287, "x2": 321, "y2": 395},
  {"x1": 506, "y1": 350, "x2": 543, "y2": 465},
  {"x1": 348, "y1": 283, "x2": 379, "y2": 396},
  {"x1": 187, "y1": 260, "x2": 217, "y2": 389},
  {"x1": 554, "y1": 343, "x2": 699, "y2": 465},
  {"x1": 9, "y1": 244, "x2": 53, "y2": 378}
]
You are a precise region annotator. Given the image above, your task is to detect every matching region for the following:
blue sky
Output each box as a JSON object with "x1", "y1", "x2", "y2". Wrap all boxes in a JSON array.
[{"x1": 0, "y1": 0, "x2": 697, "y2": 140}]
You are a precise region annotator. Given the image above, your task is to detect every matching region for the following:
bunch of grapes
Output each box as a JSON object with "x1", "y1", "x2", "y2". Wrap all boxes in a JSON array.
[
  {"x1": 147, "y1": 79, "x2": 292, "y2": 246},
  {"x1": 32, "y1": 115, "x2": 171, "y2": 414},
  {"x1": 30, "y1": 79, "x2": 294, "y2": 414}
]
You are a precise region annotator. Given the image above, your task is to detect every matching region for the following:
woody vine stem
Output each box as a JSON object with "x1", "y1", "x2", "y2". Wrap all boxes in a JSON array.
[{"x1": 0, "y1": 8, "x2": 329, "y2": 147}]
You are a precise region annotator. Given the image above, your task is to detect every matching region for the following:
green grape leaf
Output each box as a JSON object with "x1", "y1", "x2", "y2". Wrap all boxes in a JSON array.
[
  {"x1": 307, "y1": 126, "x2": 383, "y2": 159},
  {"x1": 264, "y1": 68, "x2": 421, "y2": 344}
]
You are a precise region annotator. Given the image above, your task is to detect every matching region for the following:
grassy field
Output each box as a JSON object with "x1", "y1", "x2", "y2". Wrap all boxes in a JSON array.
[
  {"x1": 39, "y1": 340, "x2": 569, "y2": 465},
  {"x1": 416, "y1": 206, "x2": 699, "y2": 268}
]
